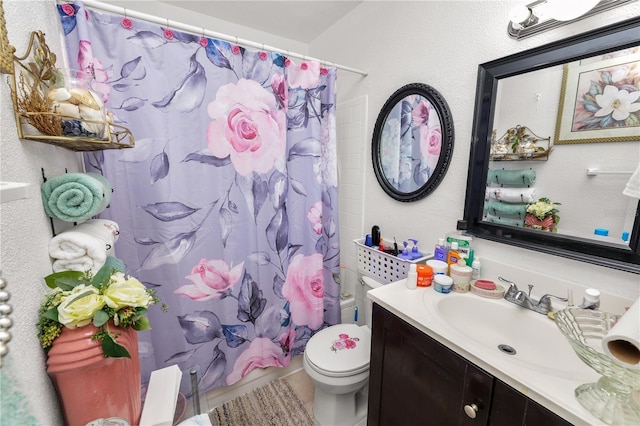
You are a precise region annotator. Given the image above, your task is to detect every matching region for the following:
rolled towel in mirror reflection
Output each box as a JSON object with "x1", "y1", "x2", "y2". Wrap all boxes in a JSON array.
[
  {"x1": 486, "y1": 200, "x2": 527, "y2": 219},
  {"x1": 486, "y1": 187, "x2": 536, "y2": 203},
  {"x1": 485, "y1": 216, "x2": 524, "y2": 227},
  {"x1": 487, "y1": 169, "x2": 536, "y2": 186}
]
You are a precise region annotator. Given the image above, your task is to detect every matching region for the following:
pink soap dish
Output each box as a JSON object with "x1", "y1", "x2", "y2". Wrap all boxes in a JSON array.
[{"x1": 470, "y1": 281, "x2": 505, "y2": 299}]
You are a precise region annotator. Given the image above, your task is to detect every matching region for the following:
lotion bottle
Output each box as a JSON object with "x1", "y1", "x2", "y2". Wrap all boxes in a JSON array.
[
  {"x1": 447, "y1": 241, "x2": 460, "y2": 274},
  {"x1": 406, "y1": 263, "x2": 418, "y2": 290},
  {"x1": 434, "y1": 238, "x2": 448, "y2": 262},
  {"x1": 471, "y1": 257, "x2": 481, "y2": 281}
]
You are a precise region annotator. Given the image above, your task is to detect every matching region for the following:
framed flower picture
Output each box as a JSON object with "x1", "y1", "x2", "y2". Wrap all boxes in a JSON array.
[{"x1": 555, "y1": 47, "x2": 640, "y2": 144}]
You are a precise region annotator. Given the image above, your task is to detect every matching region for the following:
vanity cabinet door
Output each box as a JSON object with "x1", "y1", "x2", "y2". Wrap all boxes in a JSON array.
[
  {"x1": 489, "y1": 380, "x2": 572, "y2": 426},
  {"x1": 368, "y1": 303, "x2": 494, "y2": 426}
]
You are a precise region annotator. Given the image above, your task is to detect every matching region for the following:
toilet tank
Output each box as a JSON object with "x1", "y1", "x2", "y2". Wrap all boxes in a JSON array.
[{"x1": 361, "y1": 276, "x2": 384, "y2": 327}]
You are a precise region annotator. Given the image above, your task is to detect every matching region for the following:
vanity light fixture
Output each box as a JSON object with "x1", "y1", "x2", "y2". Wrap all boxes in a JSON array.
[{"x1": 508, "y1": 0, "x2": 637, "y2": 39}]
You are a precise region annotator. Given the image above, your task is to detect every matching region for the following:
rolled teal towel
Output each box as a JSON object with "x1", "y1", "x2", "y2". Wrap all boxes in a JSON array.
[
  {"x1": 486, "y1": 216, "x2": 524, "y2": 227},
  {"x1": 486, "y1": 200, "x2": 527, "y2": 219},
  {"x1": 487, "y1": 169, "x2": 536, "y2": 186},
  {"x1": 41, "y1": 172, "x2": 112, "y2": 222}
]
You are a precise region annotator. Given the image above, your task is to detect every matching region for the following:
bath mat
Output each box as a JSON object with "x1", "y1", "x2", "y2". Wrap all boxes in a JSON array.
[{"x1": 208, "y1": 378, "x2": 313, "y2": 426}]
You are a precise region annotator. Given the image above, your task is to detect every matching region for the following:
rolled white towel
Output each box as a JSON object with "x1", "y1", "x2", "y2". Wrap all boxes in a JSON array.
[
  {"x1": 49, "y1": 219, "x2": 119, "y2": 274},
  {"x1": 486, "y1": 187, "x2": 536, "y2": 203}
]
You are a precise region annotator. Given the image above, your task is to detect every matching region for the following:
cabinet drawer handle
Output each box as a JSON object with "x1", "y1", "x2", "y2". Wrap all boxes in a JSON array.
[{"x1": 464, "y1": 403, "x2": 479, "y2": 419}]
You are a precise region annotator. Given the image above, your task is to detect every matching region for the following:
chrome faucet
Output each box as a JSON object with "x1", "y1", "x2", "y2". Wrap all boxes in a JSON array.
[{"x1": 500, "y1": 277, "x2": 571, "y2": 315}]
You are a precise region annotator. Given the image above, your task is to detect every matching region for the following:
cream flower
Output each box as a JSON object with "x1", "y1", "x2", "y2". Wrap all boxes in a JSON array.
[
  {"x1": 57, "y1": 285, "x2": 105, "y2": 329},
  {"x1": 594, "y1": 85, "x2": 640, "y2": 122},
  {"x1": 103, "y1": 274, "x2": 152, "y2": 310}
]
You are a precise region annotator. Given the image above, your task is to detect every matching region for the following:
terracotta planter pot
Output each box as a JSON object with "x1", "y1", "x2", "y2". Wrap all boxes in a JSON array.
[
  {"x1": 524, "y1": 213, "x2": 556, "y2": 232},
  {"x1": 46, "y1": 323, "x2": 142, "y2": 426}
]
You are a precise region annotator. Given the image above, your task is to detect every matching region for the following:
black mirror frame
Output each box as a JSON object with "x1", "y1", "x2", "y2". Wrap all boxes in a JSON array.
[
  {"x1": 463, "y1": 16, "x2": 640, "y2": 274},
  {"x1": 372, "y1": 83, "x2": 455, "y2": 202}
]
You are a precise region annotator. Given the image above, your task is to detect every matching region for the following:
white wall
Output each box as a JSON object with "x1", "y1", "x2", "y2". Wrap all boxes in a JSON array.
[
  {"x1": 309, "y1": 0, "x2": 640, "y2": 302},
  {"x1": 1, "y1": 1, "x2": 83, "y2": 424}
]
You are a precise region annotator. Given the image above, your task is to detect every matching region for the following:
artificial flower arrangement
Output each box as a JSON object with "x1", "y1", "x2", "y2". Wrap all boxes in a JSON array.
[
  {"x1": 525, "y1": 197, "x2": 561, "y2": 232},
  {"x1": 38, "y1": 263, "x2": 165, "y2": 358}
]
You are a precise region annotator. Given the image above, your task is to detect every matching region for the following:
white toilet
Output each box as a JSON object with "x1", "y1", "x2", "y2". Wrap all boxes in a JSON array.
[{"x1": 303, "y1": 276, "x2": 383, "y2": 426}]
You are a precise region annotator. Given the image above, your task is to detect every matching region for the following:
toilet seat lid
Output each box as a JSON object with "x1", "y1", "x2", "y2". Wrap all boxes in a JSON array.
[{"x1": 305, "y1": 324, "x2": 371, "y2": 377}]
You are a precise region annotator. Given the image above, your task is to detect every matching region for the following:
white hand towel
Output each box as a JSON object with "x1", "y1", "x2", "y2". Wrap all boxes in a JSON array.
[
  {"x1": 622, "y1": 162, "x2": 640, "y2": 199},
  {"x1": 486, "y1": 187, "x2": 537, "y2": 203},
  {"x1": 49, "y1": 219, "x2": 119, "y2": 274},
  {"x1": 602, "y1": 298, "x2": 640, "y2": 369}
]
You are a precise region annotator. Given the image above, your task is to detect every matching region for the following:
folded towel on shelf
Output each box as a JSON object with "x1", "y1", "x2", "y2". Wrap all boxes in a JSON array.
[
  {"x1": 486, "y1": 200, "x2": 528, "y2": 219},
  {"x1": 41, "y1": 172, "x2": 112, "y2": 222},
  {"x1": 49, "y1": 219, "x2": 119, "y2": 274},
  {"x1": 486, "y1": 187, "x2": 537, "y2": 203},
  {"x1": 485, "y1": 215, "x2": 524, "y2": 227},
  {"x1": 487, "y1": 169, "x2": 536, "y2": 186}
]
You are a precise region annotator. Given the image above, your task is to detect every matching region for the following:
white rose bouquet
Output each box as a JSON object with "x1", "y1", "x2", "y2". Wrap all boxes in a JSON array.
[{"x1": 38, "y1": 263, "x2": 165, "y2": 358}]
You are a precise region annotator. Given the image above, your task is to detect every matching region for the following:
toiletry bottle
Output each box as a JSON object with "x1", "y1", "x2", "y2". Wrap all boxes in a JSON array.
[
  {"x1": 434, "y1": 238, "x2": 448, "y2": 262},
  {"x1": 446, "y1": 230, "x2": 474, "y2": 266},
  {"x1": 406, "y1": 263, "x2": 418, "y2": 290},
  {"x1": 447, "y1": 241, "x2": 460, "y2": 273},
  {"x1": 416, "y1": 264, "x2": 433, "y2": 287},
  {"x1": 450, "y1": 258, "x2": 472, "y2": 293},
  {"x1": 471, "y1": 257, "x2": 481, "y2": 281}
]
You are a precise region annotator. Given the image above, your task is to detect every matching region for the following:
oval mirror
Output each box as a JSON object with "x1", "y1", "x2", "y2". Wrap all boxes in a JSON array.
[{"x1": 372, "y1": 83, "x2": 454, "y2": 202}]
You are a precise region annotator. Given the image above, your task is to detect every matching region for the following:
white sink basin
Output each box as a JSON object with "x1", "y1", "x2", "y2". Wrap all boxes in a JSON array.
[{"x1": 424, "y1": 293, "x2": 588, "y2": 377}]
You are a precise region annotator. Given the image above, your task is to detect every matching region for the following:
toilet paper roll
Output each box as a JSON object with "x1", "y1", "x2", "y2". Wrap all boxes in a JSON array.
[{"x1": 602, "y1": 298, "x2": 640, "y2": 369}]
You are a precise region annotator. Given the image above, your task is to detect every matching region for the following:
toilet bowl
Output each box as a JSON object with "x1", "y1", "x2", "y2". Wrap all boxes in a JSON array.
[{"x1": 303, "y1": 276, "x2": 382, "y2": 426}]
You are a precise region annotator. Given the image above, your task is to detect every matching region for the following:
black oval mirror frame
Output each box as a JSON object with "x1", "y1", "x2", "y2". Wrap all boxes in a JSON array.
[
  {"x1": 463, "y1": 16, "x2": 640, "y2": 274},
  {"x1": 372, "y1": 83, "x2": 454, "y2": 202}
]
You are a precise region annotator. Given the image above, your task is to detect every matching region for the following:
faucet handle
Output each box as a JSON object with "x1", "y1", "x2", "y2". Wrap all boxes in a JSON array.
[
  {"x1": 499, "y1": 277, "x2": 518, "y2": 296},
  {"x1": 537, "y1": 291, "x2": 570, "y2": 311}
]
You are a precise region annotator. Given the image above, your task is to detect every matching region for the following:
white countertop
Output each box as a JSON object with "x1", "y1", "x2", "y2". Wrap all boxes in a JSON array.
[{"x1": 368, "y1": 280, "x2": 606, "y2": 425}]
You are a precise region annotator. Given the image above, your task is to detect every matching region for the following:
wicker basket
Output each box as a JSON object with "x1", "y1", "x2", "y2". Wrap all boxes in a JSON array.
[{"x1": 354, "y1": 238, "x2": 431, "y2": 284}]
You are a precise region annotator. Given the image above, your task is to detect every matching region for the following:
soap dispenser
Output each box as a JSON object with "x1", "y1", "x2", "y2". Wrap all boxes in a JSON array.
[{"x1": 409, "y1": 239, "x2": 423, "y2": 260}]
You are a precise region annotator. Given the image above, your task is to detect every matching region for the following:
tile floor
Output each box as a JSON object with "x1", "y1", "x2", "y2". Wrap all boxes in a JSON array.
[{"x1": 282, "y1": 369, "x2": 315, "y2": 417}]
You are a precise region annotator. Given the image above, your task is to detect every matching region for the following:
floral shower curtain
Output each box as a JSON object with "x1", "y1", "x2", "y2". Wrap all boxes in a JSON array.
[{"x1": 57, "y1": 2, "x2": 341, "y2": 394}]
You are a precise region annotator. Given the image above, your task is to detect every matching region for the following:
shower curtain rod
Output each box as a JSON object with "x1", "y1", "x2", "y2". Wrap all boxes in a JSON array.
[{"x1": 66, "y1": 0, "x2": 369, "y2": 77}]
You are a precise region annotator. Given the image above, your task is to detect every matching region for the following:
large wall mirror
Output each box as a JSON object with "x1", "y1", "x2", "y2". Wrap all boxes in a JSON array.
[
  {"x1": 372, "y1": 83, "x2": 454, "y2": 202},
  {"x1": 463, "y1": 16, "x2": 640, "y2": 274}
]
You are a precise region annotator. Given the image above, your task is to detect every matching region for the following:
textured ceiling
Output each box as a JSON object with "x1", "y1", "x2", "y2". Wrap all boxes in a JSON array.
[{"x1": 161, "y1": 1, "x2": 363, "y2": 43}]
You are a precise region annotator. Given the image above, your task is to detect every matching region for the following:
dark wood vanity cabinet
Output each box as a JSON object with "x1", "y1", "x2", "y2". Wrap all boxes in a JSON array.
[{"x1": 367, "y1": 303, "x2": 572, "y2": 426}]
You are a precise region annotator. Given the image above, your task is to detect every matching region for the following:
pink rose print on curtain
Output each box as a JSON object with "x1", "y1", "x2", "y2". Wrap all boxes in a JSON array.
[
  {"x1": 207, "y1": 79, "x2": 287, "y2": 176},
  {"x1": 330, "y1": 333, "x2": 360, "y2": 353},
  {"x1": 412, "y1": 100, "x2": 429, "y2": 126},
  {"x1": 307, "y1": 201, "x2": 323, "y2": 235},
  {"x1": 78, "y1": 40, "x2": 111, "y2": 102},
  {"x1": 282, "y1": 253, "x2": 324, "y2": 330},
  {"x1": 419, "y1": 102, "x2": 442, "y2": 173},
  {"x1": 271, "y1": 74, "x2": 288, "y2": 109},
  {"x1": 287, "y1": 61, "x2": 321, "y2": 89},
  {"x1": 174, "y1": 258, "x2": 244, "y2": 301},
  {"x1": 226, "y1": 337, "x2": 289, "y2": 385}
]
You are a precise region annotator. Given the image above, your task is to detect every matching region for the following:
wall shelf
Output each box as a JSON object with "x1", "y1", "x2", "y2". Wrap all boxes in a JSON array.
[
  {"x1": 6, "y1": 31, "x2": 135, "y2": 152},
  {"x1": 490, "y1": 125, "x2": 550, "y2": 161}
]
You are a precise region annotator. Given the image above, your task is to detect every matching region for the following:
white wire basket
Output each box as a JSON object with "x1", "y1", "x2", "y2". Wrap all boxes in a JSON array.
[{"x1": 354, "y1": 238, "x2": 432, "y2": 284}]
